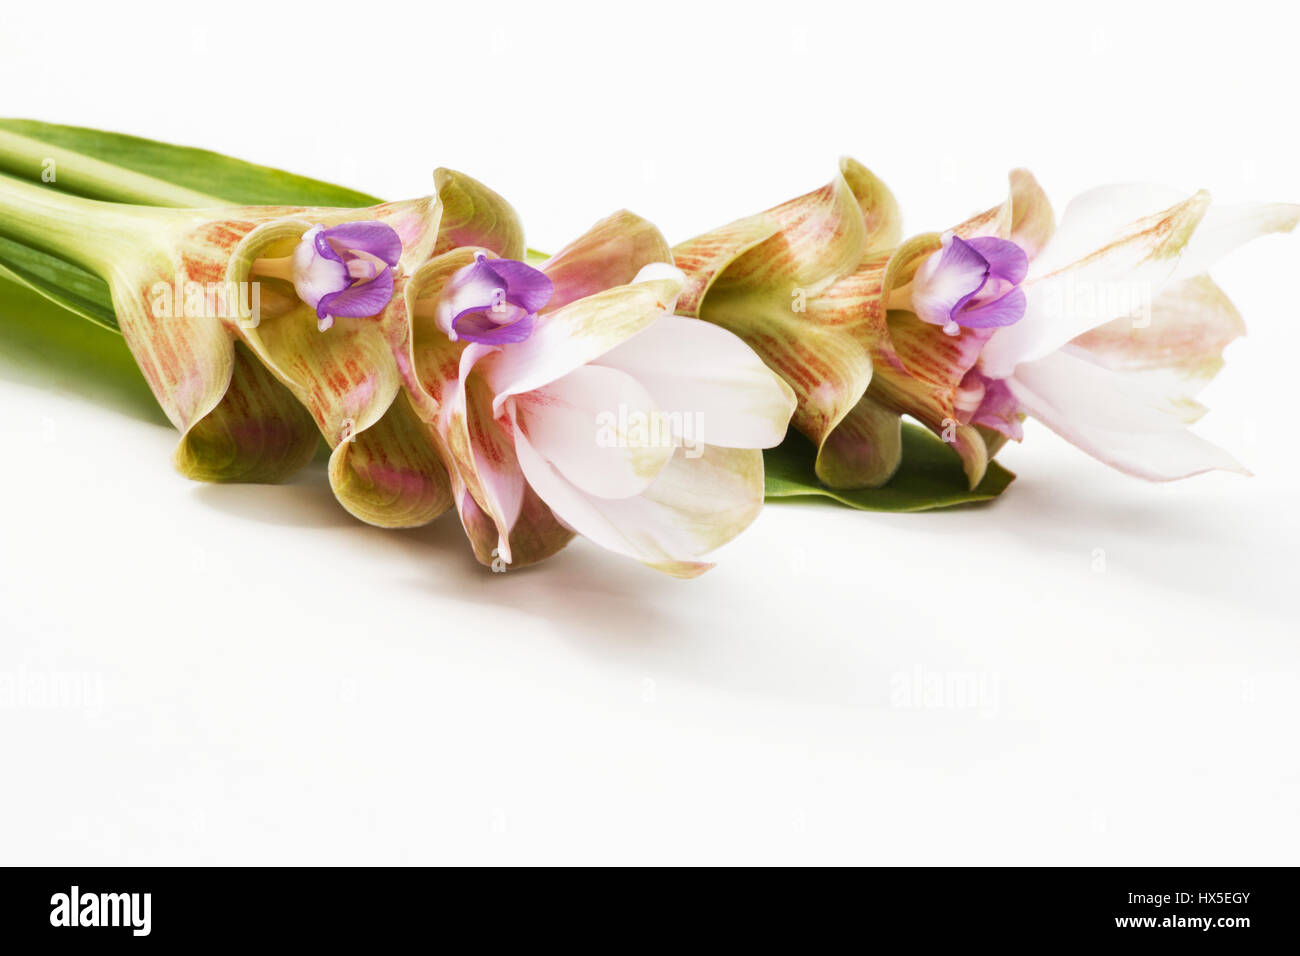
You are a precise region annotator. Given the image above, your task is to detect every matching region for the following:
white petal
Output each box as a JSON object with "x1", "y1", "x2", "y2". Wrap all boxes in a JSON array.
[
  {"x1": 630, "y1": 262, "x2": 686, "y2": 307},
  {"x1": 513, "y1": 431, "x2": 764, "y2": 574},
  {"x1": 481, "y1": 277, "x2": 682, "y2": 413},
  {"x1": 447, "y1": 344, "x2": 525, "y2": 561},
  {"x1": 1171, "y1": 201, "x2": 1300, "y2": 281},
  {"x1": 1007, "y1": 348, "x2": 1246, "y2": 481},
  {"x1": 1069, "y1": 275, "x2": 1245, "y2": 419},
  {"x1": 593, "y1": 315, "x2": 796, "y2": 449},
  {"x1": 1026, "y1": 184, "x2": 1189, "y2": 278},
  {"x1": 980, "y1": 190, "x2": 1209, "y2": 377},
  {"x1": 514, "y1": 364, "x2": 674, "y2": 499}
]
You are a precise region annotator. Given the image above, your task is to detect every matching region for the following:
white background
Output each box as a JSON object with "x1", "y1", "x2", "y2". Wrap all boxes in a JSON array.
[{"x1": 1, "y1": 0, "x2": 1297, "y2": 864}]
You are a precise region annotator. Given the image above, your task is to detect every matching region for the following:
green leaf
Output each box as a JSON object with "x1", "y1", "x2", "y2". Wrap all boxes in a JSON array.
[
  {"x1": 0, "y1": 237, "x2": 116, "y2": 330},
  {"x1": 0, "y1": 119, "x2": 381, "y2": 207},
  {"x1": 763, "y1": 423, "x2": 1015, "y2": 510},
  {"x1": 0, "y1": 268, "x2": 163, "y2": 423}
]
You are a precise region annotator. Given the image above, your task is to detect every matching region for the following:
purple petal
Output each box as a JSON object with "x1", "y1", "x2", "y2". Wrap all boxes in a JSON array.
[
  {"x1": 316, "y1": 267, "x2": 395, "y2": 321},
  {"x1": 955, "y1": 285, "x2": 1026, "y2": 328},
  {"x1": 938, "y1": 235, "x2": 990, "y2": 272},
  {"x1": 321, "y1": 221, "x2": 403, "y2": 267},
  {"x1": 967, "y1": 236, "x2": 1029, "y2": 285},
  {"x1": 435, "y1": 258, "x2": 510, "y2": 341},
  {"x1": 970, "y1": 375, "x2": 1024, "y2": 441},
  {"x1": 911, "y1": 234, "x2": 991, "y2": 326},
  {"x1": 434, "y1": 255, "x2": 553, "y2": 345},
  {"x1": 482, "y1": 258, "x2": 554, "y2": 313},
  {"x1": 453, "y1": 309, "x2": 537, "y2": 345},
  {"x1": 450, "y1": 257, "x2": 509, "y2": 311},
  {"x1": 313, "y1": 228, "x2": 346, "y2": 264}
]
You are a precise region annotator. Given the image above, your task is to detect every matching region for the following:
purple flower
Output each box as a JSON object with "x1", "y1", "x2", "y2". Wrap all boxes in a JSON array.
[
  {"x1": 435, "y1": 254, "x2": 554, "y2": 345},
  {"x1": 291, "y1": 221, "x2": 403, "y2": 331},
  {"x1": 909, "y1": 232, "x2": 1028, "y2": 336}
]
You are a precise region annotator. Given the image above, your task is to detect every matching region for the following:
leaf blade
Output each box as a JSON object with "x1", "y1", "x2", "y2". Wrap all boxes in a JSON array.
[
  {"x1": 0, "y1": 118, "x2": 382, "y2": 207},
  {"x1": 0, "y1": 238, "x2": 117, "y2": 330}
]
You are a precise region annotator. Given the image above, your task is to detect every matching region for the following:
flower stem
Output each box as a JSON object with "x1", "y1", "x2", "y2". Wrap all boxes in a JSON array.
[{"x1": 0, "y1": 171, "x2": 193, "y2": 277}]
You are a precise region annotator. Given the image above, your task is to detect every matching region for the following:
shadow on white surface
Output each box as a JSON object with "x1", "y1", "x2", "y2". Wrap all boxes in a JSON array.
[{"x1": 190, "y1": 468, "x2": 359, "y2": 531}]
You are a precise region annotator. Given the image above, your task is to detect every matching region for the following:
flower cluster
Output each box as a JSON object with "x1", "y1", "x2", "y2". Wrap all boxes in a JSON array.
[
  {"x1": 673, "y1": 160, "x2": 1299, "y2": 486},
  {"x1": 5, "y1": 146, "x2": 1293, "y2": 578},
  {"x1": 86, "y1": 171, "x2": 794, "y2": 576}
]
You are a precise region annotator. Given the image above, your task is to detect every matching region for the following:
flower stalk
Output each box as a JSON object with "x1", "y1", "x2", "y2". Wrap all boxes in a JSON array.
[{"x1": 0, "y1": 170, "x2": 196, "y2": 276}]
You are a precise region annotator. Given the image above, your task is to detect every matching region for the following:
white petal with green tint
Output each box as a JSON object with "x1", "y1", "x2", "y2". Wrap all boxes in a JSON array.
[
  {"x1": 593, "y1": 315, "x2": 796, "y2": 449},
  {"x1": 514, "y1": 364, "x2": 674, "y2": 499},
  {"x1": 1008, "y1": 347, "x2": 1245, "y2": 481},
  {"x1": 481, "y1": 276, "x2": 683, "y2": 413},
  {"x1": 443, "y1": 345, "x2": 527, "y2": 562},
  {"x1": 1171, "y1": 201, "x2": 1300, "y2": 281},
  {"x1": 1070, "y1": 275, "x2": 1245, "y2": 419},
  {"x1": 981, "y1": 191, "x2": 1210, "y2": 377},
  {"x1": 513, "y1": 433, "x2": 765, "y2": 578}
]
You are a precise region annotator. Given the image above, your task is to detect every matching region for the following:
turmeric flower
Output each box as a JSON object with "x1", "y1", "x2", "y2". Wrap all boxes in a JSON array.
[
  {"x1": 674, "y1": 160, "x2": 1298, "y2": 487},
  {"x1": 0, "y1": 167, "x2": 794, "y2": 574},
  {"x1": 284, "y1": 221, "x2": 404, "y2": 330},
  {"x1": 405, "y1": 212, "x2": 796, "y2": 576}
]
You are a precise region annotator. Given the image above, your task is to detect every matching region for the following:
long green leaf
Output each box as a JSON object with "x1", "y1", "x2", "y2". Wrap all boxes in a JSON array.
[
  {"x1": 0, "y1": 237, "x2": 116, "y2": 329},
  {"x1": 0, "y1": 119, "x2": 381, "y2": 207},
  {"x1": 763, "y1": 424, "x2": 1015, "y2": 510}
]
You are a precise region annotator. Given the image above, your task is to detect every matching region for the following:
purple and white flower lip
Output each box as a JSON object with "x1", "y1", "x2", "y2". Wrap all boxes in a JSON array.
[
  {"x1": 291, "y1": 221, "x2": 403, "y2": 331},
  {"x1": 435, "y1": 254, "x2": 554, "y2": 345},
  {"x1": 909, "y1": 231, "x2": 1028, "y2": 336}
]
